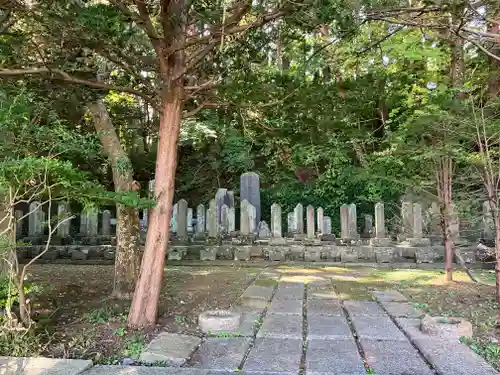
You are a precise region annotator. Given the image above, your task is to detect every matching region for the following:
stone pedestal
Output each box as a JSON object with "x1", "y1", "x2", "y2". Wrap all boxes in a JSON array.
[
  {"x1": 200, "y1": 247, "x2": 217, "y2": 260},
  {"x1": 341, "y1": 248, "x2": 358, "y2": 262},
  {"x1": 168, "y1": 249, "x2": 183, "y2": 261},
  {"x1": 375, "y1": 247, "x2": 397, "y2": 263},
  {"x1": 370, "y1": 237, "x2": 391, "y2": 247},
  {"x1": 234, "y1": 247, "x2": 251, "y2": 261},
  {"x1": 268, "y1": 248, "x2": 287, "y2": 261},
  {"x1": 304, "y1": 248, "x2": 321, "y2": 262},
  {"x1": 415, "y1": 247, "x2": 439, "y2": 263}
]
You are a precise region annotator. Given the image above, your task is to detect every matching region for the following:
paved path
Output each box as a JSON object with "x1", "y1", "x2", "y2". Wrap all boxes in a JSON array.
[
  {"x1": 4, "y1": 269, "x2": 497, "y2": 375},
  {"x1": 84, "y1": 269, "x2": 498, "y2": 375}
]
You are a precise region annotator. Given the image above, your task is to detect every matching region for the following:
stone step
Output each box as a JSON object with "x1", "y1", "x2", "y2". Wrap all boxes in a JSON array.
[{"x1": 1, "y1": 356, "x2": 92, "y2": 375}]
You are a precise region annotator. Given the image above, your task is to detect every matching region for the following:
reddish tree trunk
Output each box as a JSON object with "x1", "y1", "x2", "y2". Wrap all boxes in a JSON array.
[{"x1": 127, "y1": 92, "x2": 183, "y2": 327}]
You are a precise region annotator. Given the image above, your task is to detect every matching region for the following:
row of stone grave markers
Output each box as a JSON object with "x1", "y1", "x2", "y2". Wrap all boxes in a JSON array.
[
  {"x1": 16, "y1": 197, "x2": 460, "y2": 244},
  {"x1": 16, "y1": 202, "x2": 114, "y2": 238}
]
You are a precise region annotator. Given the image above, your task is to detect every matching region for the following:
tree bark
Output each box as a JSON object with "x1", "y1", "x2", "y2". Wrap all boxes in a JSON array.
[
  {"x1": 88, "y1": 100, "x2": 141, "y2": 298},
  {"x1": 127, "y1": 91, "x2": 183, "y2": 327},
  {"x1": 494, "y1": 215, "x2": 500, "y2": 301},
  {"x1": 127, "y1": 0, "x2": 186, "y2": 328},
  {"x1": 436, "y1": 157, "x2": 454, "y2": 282}
]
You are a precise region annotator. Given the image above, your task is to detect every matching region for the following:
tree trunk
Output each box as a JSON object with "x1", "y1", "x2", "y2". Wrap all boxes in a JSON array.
[
  {"x1": 127, "y1": 92, "x2": 183, "y2": 327},
  {"x1": 0, "y1": 196, "x2": 15, "y2": 278},
  {"x1": 127, "y1": 0, "x2": 187, "y2": 329},
  {"x1": 436, "y1": 157, "x2": 454, "y2": 281},
  {"x1": 88, "y1": 100, "x2": 140, "y2": 298},
  {"x1": 495, "y1": 215, "x2": 500, "y2": 301}
]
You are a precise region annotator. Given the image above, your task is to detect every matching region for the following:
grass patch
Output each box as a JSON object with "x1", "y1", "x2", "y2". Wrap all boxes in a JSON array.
[{"x1": 254, "y1": 279, "x2": 278, "y2": 287}]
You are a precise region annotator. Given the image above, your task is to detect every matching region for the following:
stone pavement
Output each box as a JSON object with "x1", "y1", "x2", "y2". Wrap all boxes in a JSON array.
[
  {"x1": 5, "y1": 269, "x2": 497, "y2": 375},
  {"x1": 81, "y1": 269, "x2": 499, "y2": 375}
]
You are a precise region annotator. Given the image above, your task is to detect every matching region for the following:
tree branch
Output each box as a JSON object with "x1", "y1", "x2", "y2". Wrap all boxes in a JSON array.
[
  {"x1": 0, "y1": 67, "x2": 161, "y2": 111},
  {"x1": 183, "y1": 2, "x2": 310, "y2": 48},
  {"x1": 460, "y1": 32, "x2": 500, "y2": 62}
]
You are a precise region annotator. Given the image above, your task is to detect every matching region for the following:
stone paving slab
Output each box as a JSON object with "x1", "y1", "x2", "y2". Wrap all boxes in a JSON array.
[
  {"x1": 235, "y1": 297, "x2": 269, "y2": 311},
  {"x1": 243, "y1": 338, "x2": 303, "y2": 373},
  {"x1": 343, "y1": 301, "x2": 386, "y2": 316},
  {"x1": 308, "y1": 315, "x2": 353, "y2": 340},
  {"x1": 360, "y1": 339, "x2": 434, "y2": 375},
  {"x1": 307, "y1": 288, "x2": 338, "y2": 300},
  {"x1": 139, "y1": 332, "x2": 201, "y2": 365},
  {"x1": 208, "y1": 372, "x2": 296, "y2": 375},
  {"x1": 306, "y1": 299, "x2": 342, "y2": 316},
  {"x1": 373, "y1": 290, "x2": 407, "y2": 302},
  {"x1": 256, "y1": 313, "x2": 303, "y2": 339},
  {"x1": 349, "y1": 315, "x2": 407, "y2": 341},
  {"x1": 412, "y1": 338, "x2": 499, "y2": 375},
  {"x1": 241, "y1": 285, "x2": 275, "y2": 300},
  {"x1": 306, "y1": 339, "x2": 366, "y2": 374},
  {"x1": 82, "y1": 366, "x2": 209, "y2": 374},
  {"x1": 393, "y1": 317, "x2": 429, "y2": 341},
  {"x1": 305, "y1": 279, "x2": 332, "y2": 289},
  {"x1": 381, "y1": 302, "x2": 425, "y2": 318},
  {"x1": 273, "y1": 286, "x2": 304, "y2": 300},
  {"x1": 190, "y1": 337, "x2": 251, "y2": 370},
  {"x1": 1, "y1": 356, "x2": 92, "y2": 375},
  {"x1": 237, "y1": 312, "x2": 263, "y2": 336},
  {"x1": 267, "y1": 298, "x2": 303, "y2": 315}
]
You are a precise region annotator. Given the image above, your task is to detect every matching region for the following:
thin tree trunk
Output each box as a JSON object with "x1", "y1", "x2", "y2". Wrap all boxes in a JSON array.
[
  {"x1": 89, "y1": 100, "x2": 140, "y2": 298},
  {"x1": 436, "y1": 157, "x2": 454, "y2": 281},
  {"x1": 495, "y1": 215, "x2": 500, "y2": 301}
]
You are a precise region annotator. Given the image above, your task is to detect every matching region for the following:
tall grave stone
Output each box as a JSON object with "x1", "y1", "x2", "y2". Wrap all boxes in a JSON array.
[
  {"x1": 316, "y1": 207, "x2": 324, "y2": 234},
  {"x1": 86, "y1": 209, "x2": 98, "y2": 236},
  {"x1": 171, "y1": 202, "x2": 178, "y2": 233},
  {"x1": 370, "y1": 202, "x2": 390, "y2": 246},
  {"x1": 306, "y1": 205, "x2": 315, "y2": 239},
  {"x1": 240, "y1": 199, "x2": 250, "y2": 235},
  {"x1": 187, "y1": 208, "x2": 193, "y2": 233},
  {"x1": 240, "y1": 172, "x2": 261, "y2": 229},
  {"x1": 287, "y1": 212, "x2": 295, "y2": 235},
  {"x1": 57, "y1": 203, "x2": 71, "y2": 237},
  {"x1": 207, "y1": 199, "x2": 217, "y2": 238},
  {"x1": 101, "y1": 210, "x2": 111, "y2": 236},
  {"x1": 294, "y1": 203, "x2": 304, "y2": 235},
  {"x1": 216, "y1": 188, "x2": 231, "y2": 225},
  {"x1": 196, "y1": 204, "x2": 205, "y2": 237},
  {"x1": 348, "y1": 203, "x2": 358, "y2": 239},
  {"x1": 340, "y1": 204, "x2": 349, "y2": 239},
  {"x1": 323, "y1": 216, "x2": 332, "y2": 235},
  {"x1": 28, "y1": 201, "x2": 43, "y2": 236},
  {"x1": 177, "y1": 199, "x2": 188, "y2": 238},
  {"x1": 220, "y1": 204, "x2": 230, "y2": 235},
  {"x1": 228, "y1": 207, "x2": 235, "y2": 233},
  {"x1": 271, "y1": 203, "x2": 282, "y2": 238},
  {"x1": 363, "y1": 214, "x2": 373, "y2": 238},
  {"x1": 483, "y1": 201, "x2": 494, "y2": 240},
  {"x1": 401, "y1": 201, "x2": 413, "y2": 239},
  {"x1": 248, "y1": 203, "x2": 257, "y2": 233}
]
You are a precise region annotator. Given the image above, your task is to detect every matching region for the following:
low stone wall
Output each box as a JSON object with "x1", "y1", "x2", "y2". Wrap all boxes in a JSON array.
[
  {"x1": 16, "y1": 239, "x2": 483, "y2": 266},
  {"x1": 17, "y1": 244, "x2": 117, "y2": 263}
]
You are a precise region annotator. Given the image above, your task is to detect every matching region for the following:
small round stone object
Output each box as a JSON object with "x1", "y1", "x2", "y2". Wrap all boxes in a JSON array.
[
  {"x1": 420, "y1": 314, "x2": 473, "y2": 341},
  {"x1": 198, "y1": 310, "x2": 241, "y2": 334}
]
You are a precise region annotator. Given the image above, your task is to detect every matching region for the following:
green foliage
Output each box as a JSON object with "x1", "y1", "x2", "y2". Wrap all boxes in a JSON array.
[
  {"x1": 0, "y1": 277, "x2": 42, "y2": 309},
  {"x1": 121, "y1": 334, "x2": 145, "y2": 359}
]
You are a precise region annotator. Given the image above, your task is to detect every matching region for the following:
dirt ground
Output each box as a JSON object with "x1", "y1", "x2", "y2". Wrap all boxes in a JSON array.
[{"x1": 22, "y1": 264, "x2": 260, "y2": 364}]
